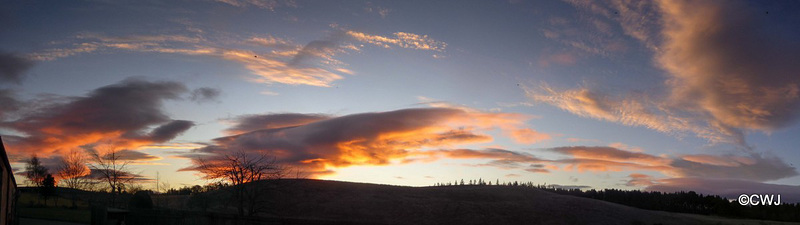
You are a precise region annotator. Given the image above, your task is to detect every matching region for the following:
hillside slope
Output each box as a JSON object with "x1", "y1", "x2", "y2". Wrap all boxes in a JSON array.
[{"x1": 222, "y1": 179, "x2": 797, "y2": 225}]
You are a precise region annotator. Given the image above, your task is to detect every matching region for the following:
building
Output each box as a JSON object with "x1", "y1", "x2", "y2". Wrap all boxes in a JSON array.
[{"x1": 0, "y1": 136, "x2": 17, "y2": 225}]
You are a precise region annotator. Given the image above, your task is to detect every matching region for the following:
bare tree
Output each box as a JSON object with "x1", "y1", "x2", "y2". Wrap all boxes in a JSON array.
[
  {"x1": 24, "y1": 154, "x2": 49, "y2": 187},
  {"x1": 89, "y1": 144, "x2": 137, "y2": 207},
  {"x1": 56, "y1": 149, "x2": 90, "y2": 190},
  {"x1": 195, "y1": 150, "x2": 287, "y2": 216}
]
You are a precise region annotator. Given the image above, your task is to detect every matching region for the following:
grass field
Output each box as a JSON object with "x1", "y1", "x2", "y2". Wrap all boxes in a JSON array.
[
  {"x1": 18, "y1": 207, "x2": 91, "y2": 224},
  {"x1": 17, "y1": 192, "x2": 91, "y2": 224}
]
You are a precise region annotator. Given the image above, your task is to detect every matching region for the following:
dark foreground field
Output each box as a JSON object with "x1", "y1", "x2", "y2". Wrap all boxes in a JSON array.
[{"x1": 153, "y1": 179, "x2": 798, "y2": 225}]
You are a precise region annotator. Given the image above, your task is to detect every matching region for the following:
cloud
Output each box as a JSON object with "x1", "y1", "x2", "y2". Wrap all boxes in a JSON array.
[
  {"x1": 0, "y1": 89, "x2": 20, "y2": 119},
  {"x1": 247, "y1": 35, "x2": 293, "y2": 48},
  {"x1": 547, "y1": 184, "x2": 591, "y2": 190},
  {"x1": 537, "y1": 52, "x2": 577, "y2": 67},
  {"x1": 223, "y1": 48, "x2": 345, "y2": 87},
  {"x1": 0, "y1": 51, "x2": 34, "y2": 84},
  {"x1": 509, "y1": 128, "x2": 551, "y2": 144},
  {"x1": 556, "y1": 158, "x2": 671, "y2": 173},
  {"x1": 347, "y1": 31, "x2": 446, "y2": 52},
  {"x1": 560, "y1": 0, "x2": 662, "y2": 51},
  {"x1": 85, "y1": 168, "x2": 152, "y2": 182},
  {"x1": 525, "y1": 167, "x2": 550, "y2": 173},
  {"x1": 657, "y1": 0, "x2": 800, "y2": 132},
  {"x1": 27, "y1": 43, "x2": 100, "y2": 61},
  {"x1": 0, "y1": 78, "x2": 194, "y2": 156},
  {"x1": 113, "y1": 149, "x2": 162, "y2": 161},
  {"x1": 625, "y1": 173, "x2": 655, "y2": 187},
  {"x1": 288, "y1": 39, "x2": 345, "y2": 68},
  {"x1": 184, "y1": 108, "x2": 538, "y2": 176},
  {"x1": 141, "y1": 120, "x2": 195, "y2": 143},
  {"x1": 550, "y1": 146, "x2": 670, "y2": 166},
  {"x1": 679, "y1": 154, "x2": 755, "y2": 167},
  {"x1": 364, "y1": 2, "x2": 390, "y2": 18},
  {"x1": 31, "y1": 29, "x2": 445, "y2": 88},
  {"x1": 425, "y1": 148, "x2": 545, "y2": 167},
  {"x1": 224, "y1": 113, "x2": 331, "y2": 134},
  {"x1": 536, "y1": 1, "x2": 800, "y2": 146},
  {"x1": 189, "y1": 87, "x2": 221, "y2": 103},
  {"x1": 539, "y1": 1, "x2": 632, "y2": 57},
  {"x1": 525, "y1": 84, "x2": 732, "y2": 144},
  {"x1": 670, "y1": 153, "x2": 797, "y2": 182},
  {"x1": 645, "y1": 178, "x2": 800, "y2": 203},
  {"x1": 548, "y1": 145, "x2": 797, "y2": 182},
  {"x1": 29, "y1": 33, "x2": 352, "y2": 87},
  {"x1": 215, "y1": 0, "x2": 297, "y2": 10}
]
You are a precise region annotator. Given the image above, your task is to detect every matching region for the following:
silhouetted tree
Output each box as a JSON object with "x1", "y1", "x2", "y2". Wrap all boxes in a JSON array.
[
  {"x1": 89, "y1": 144, "x2": 138, "y2": 207},
  {"x1": 56, "y1": 149, "x2": 90, "y2": 190},
  {"x1": 24, "y1": 155, "x2": 49, "y2": 187},
  {"x1": 41, "y1": 174, "x2": 56, "y2": 205},
  {"x1": 195, "y1": 150, "x2": 287, "y2": 216}
]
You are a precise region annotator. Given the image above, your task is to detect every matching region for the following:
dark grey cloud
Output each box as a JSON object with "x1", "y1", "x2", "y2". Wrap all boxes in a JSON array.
[
  {"x1": 225, "y1": 113, "x2": 330, "y2": 134},
  {"x1": 115, "y1": 149, "x2": 160, "y2": 161},
  {"x1": 190, "y1": 87, "x2": 221, "y2": 103},
  {"x1": 145, "y1": 120, "x2": 194, "y2": 143},
  {"x1": 547, "y1": 184, "x2": 591, "y2": 190},
  {"x1": 0, "y1": 89, "x2": 20, "y2": 119},
  {"x1": 670, "y1": 154, "x2": 797, "y2": 182},
  {"x1": 86, "y1": 168, "x2": 151, "y2": 182},
  {"x1": 0, "y1": 51, "x2": 34, "y2": 84}
]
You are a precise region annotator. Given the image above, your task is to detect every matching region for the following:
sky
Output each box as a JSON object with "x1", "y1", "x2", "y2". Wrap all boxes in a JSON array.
[{"x1": 1, "y1": 0, "x2": 800, "y2": 202}]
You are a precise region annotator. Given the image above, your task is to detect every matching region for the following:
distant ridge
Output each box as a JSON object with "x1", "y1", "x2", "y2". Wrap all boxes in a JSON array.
[{"x1": 174, "y1": 179, "x2": 798, "y2": 225}]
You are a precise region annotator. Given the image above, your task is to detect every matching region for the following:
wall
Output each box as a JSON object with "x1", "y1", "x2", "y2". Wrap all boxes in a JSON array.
[{"x1": 0, "y1": 136, "x2": 18, "y2": 225}]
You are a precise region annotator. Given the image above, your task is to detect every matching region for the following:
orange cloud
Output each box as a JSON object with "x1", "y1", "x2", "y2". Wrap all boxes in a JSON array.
[
  {"x1": 551, "y1": 146, "x2": 669, "y2": 166},
  {"x1": 657, "y1": 0, "x2": 800, "y2": 132},
  {"x1": 418, "y1": 97, "x2": 547, "y2": 143},
  {"x1": 185, "y1": 108, "x2": 543, "y2": 177},
  {"x1": 346, "y1": 31, "x2": 446, "y2": 52},
  {"x1": 625, "y1": 173, "x2": 656, "y2": 187},
  {"x1": 510, "y1": 128, "x2": 551, "y2": 144},
  {"x1": 548, "y1": 146, "x2": 675, "y2": 175},
  {"x1": 1, "y1": 79, "x2": 194, "y2": 160}
]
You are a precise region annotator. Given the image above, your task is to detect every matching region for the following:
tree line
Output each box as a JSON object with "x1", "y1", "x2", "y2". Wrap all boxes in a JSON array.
[
  {"x1": 434, "y1": 179, "x2": 800, "y2": 222},
  {"x1": 22, "y1": 147, "x2": 291, "y2": 217},
  {"x1": 23, "y1": 145, "x2": 142, "y2": 207}
]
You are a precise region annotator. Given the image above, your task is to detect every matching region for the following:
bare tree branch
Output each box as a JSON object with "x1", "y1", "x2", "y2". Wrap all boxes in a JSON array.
[
  {"x1": 56, "y1": 149, "x2": 90, "y2": 190},
  {"x1": 195, "y1": 150, "x2": 287, "y2": 216}
]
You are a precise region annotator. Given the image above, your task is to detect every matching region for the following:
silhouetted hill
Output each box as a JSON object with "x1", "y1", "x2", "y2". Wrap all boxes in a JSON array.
[{"x1": 167, "y1": 179, "x2": 799, "y2": 225}]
